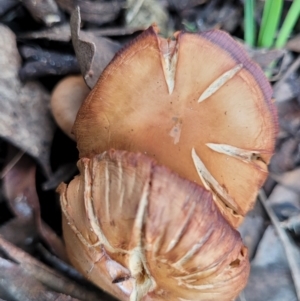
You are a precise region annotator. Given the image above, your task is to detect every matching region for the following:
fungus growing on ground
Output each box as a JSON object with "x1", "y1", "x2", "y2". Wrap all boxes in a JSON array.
[
  {"x1": 51, "y1": 75, "x2": 89, "y2": 139},
  {"x1": 59, "y1": 150, "x2": 249, "y2": 301},
  {"x1": 57, "y1": 26, "x2": 278, "y2": 301},
  {"x1": 73, "y1": 26, "x2": 277, "y2": 227}
]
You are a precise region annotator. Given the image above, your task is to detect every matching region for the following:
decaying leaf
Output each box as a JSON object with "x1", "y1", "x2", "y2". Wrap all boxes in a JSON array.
[
  {"x1": 270, "y1": 172, "x2": 300, "y2": 237},
  {"x1": 125, "y1": 0, "x2": 168, "y2": 35},
  {"x1": 286, "y1": 34, "x2": 300, "y2": 53},
  {"x1": 277, "y1": 99, "x2": 300, "y2": 136},
  {"x1": 246, "y1": 47, "x2": 286, "y2": 71},
  {"x1": 271, "y1": 168, "x2": 300, "y2": 194},
  {"x1": 36, "y1": 244, "x2": 87, "y2": 283},
  {"x1": 87, "y1": 26, "x2": 146, "y2": 37},
  {"x1": 267, "y1": 187, "x2": 300, "y2": 226},
  {"x1": 56, "y1": 0, "x2": 124, "y2": 25},
  {"x1": 270, "y1": 138, "x2": 300, "y2": 173},
  {"x1": 0, "y1": 24, "x2": 55, "y2": 176},
  {"x1": 20, "y1": 24, "x2": 145, "y2": 41},
  {"x1": 22, "y1": 0, "x2": 62, "y2": 26},
  {"x1": 70, "y1": 7, "x2": 121, "y2": 89},
  {"x1": 0, "y1": 218, "x2": 37, "y2": 253},
  {"x1": 2, "y1": 146, "x2": 66, "y2": 260},
  {"x1": 19, "y1": 45, "x2": 79, "y2": 80},
  {"x1": 19, "y1": 24, "x2": 72, "y2": 42},
  {"x1": 42, "y1": 163, "x2": 78, "y2": 191},
  {"x1": 259, "y1": 190, "x2": 300, "y2": 300},
  {"x1": 273, "y1": 55, "x2": 300, "y2": 103},
  {"x1": 167, "y1": 0, "x2": 207, "y2": 11},
  {"x1": 242, "y1": 226, "x2": 297, "y2": 301},
  {"x1": 0, "y1": 0, "x2": 19, "y2": 16},
  {"x1": 0, "y1": 236, "x2": 114, "y2": 301},
  {"x1": 281, "y1": 214, "x2": 300, "y2": 235},
  {"x1": 0, "y1": 256, "x2": 82, "y2": 301},
  {"x1": 182, "y1": 1, "x2": 241, "y2": 33}
]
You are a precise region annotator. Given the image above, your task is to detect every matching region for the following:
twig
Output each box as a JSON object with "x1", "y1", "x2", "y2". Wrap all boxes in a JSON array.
[
  {"x1": 0, "y1": 149, "x2": 25, "y2": 179},
  {"x1": 0, "y1": 235, "x2": 117, "y2": 301},
  {"x1": 259, "y1": 189, "x2": 300, "y2": 300},
  {"x1": 273, "y1": 54, "x2": 300, "y2": 92}
]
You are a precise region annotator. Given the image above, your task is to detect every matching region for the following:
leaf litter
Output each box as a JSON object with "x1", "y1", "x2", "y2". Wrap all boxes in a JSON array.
[
  {"x1": 0, "y1": 24, "x2": 55, "y2": 176},
  {"x1": 0, "y1": 1, "x2": 300, "y2": 300}
]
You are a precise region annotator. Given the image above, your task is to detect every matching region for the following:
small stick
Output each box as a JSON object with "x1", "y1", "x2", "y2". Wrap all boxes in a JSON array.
[
  {"x1": 273, "y1": 54, "x2": 300, "y2": 92},
  {"x1": 0, "y1": 149, "x2": 25, "y2": 179}
]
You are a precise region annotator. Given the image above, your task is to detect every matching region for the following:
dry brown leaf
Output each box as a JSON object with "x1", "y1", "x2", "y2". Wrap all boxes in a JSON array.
[
  {"x1": 126, "y1": 0, "x2": 168, "y2": 35},
  {"x1": 266, "y1": 180, "x2": 300, "y2": 235},
  {"x1": 19, "y1": 24, "x2": 71, "y2": 42},
  {"x1": 0, "y1": 218, "x2": 37, "y2": 253},
  {"x1": 0, "y1": 24, "x2": 55, "y2": 176},
  {"x1": 272, "y1": 55, "x2": 300, "y2": 103},
  {"x1": 0, "y1": 0, "x2": 19, "y2": 16},
  {"x1": 241, "y1": 227, "x2": 297, "y2": 301},
  {"x1": 277, "y1": 98, "x2": 300, "y2": 135},
  {"x1": 0, "y1": 256, "x2": 82, "y2": 301},
  {"x1": 183, "y1": 1, "x2": 241, "y2": 33},
  {"x1": 271, "y1": 168, "x2": 300, "y2": 194},
  {"x1": 248, "y1": 48, "x2": 286, "y2": 71},
  {"x1": 267, "y1": 183, "x2": 300, "y2": 212},
  {"x1": 20, "y1": 24, "x2": 145, "y2": 42},
  {"x1": 167, "y1": 0, "x2": 207, "y2": 11},
  {"x1": 22, "y1": 0, "x2": 62, "y2": 26},
  {"x1": 270, "y1": 138, "x2": 300, "y2": 173},
  {"x1": 19, "y1": 45, "x2": 79, "y2": 80},
  {"x1": 42, "y1": 163, "x2": 78, "y2": 191},
  {"x1": 70, "y1": 7, "x2": 121, "y2": 88},
  {"x1": 286, "y1": 34, "x2": 300, "y2": 53},
  {"x1": 87, "y1": 26, "x2": 146, "y2": 37},
  {"x1": 0, "y1": 235, "x2": 116, "y2": 301},
  {"x1": 2, "y1": 146, "x2": 67, "y2": 260},
  {"x1": 56, "y1": 0, "x2": 123, "y2": 25},
  {"x1": 36, "y1": 244, "x2": 88, "y2": 283},
  {"x1": 259, "y1": 191, "x2": 300, "y2": 300}
]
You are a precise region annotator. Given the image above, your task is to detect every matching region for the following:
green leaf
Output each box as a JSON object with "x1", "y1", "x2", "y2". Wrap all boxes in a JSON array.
[
  {"x1": 275, "y1": 0, "x2": 300, "y2": 48},
  {"x1": 258, "y1": 0, "x2": 283, "y2": 48},
  {"x1": 244, "y1": 0, "x2": 256, "y2": 46}
]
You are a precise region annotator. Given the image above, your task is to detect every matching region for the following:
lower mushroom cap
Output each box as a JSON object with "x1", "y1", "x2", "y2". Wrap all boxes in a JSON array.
[{"x1": 58, "y1": 150, "x2": 249, "y2": 301}]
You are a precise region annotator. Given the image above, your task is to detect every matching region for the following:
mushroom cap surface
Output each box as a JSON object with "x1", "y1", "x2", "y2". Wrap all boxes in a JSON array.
[
  {"x1": 73, "y1": 26, "x2": 277, "y2": 227},
  {"x1": 51, "y1": 75, "x2": 90, "y2": 139},
  {"x1": 59, "y1": 150, "x2": 249, "y2": 301}
]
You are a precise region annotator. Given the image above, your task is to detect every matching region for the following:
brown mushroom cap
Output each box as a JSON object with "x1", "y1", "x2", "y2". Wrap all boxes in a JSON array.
[
  {"x1": 59, "y1": 150, "x2": 249, "y2": 301},
  {"x1": 73, "y1": 26, "x2": 277, "y2": 227},
  {"x1": 51, "y1": 75, "x2": 90, "y2": 139}
]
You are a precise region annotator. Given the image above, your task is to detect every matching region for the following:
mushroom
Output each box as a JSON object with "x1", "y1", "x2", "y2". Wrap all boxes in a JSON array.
[
  {"x1": 73, "y1": 26, "x2": 277, "y2": 227},
  {"x1": 58, "y1": 150, "x2": 249, "y2": 301},
  {"x1": 57, "y1": 26, "x2": 278, "y2": 301},
  {"x1": 50, "y1": 75, "x2": 90, "y2": 139}
]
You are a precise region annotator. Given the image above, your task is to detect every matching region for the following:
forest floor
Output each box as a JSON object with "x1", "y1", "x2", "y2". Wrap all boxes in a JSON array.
[{"x1": 0, "y1": 1, "x2": 300, "y2": 301}]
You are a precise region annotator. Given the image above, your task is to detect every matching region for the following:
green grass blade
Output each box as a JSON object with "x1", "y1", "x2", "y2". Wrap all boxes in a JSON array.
[
  {"x1": 244, "y1": 0, "x2": 256, "y2": 46},
  {"x1": 258, "y1": 0, "x2": 283, "y2": 48},
  {"x1": 258, "y1": 0, "x2": 272, "y2": 44},
  {"x1": 275, "y1": 0, "x2": 300, "y2": 48}
]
